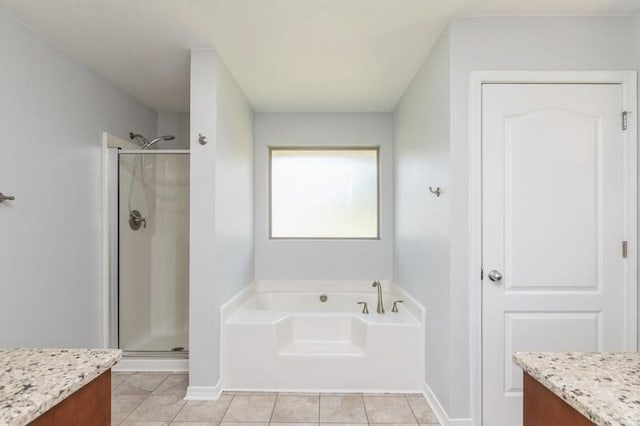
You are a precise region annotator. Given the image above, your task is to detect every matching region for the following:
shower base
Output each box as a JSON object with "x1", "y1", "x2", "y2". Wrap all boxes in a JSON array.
[
  {"x1": 113, "y1": 330, "x2": 189, "y2": 372},
  {"x1": 125, "y1": 330, "x2": 189, "y2": 353}
]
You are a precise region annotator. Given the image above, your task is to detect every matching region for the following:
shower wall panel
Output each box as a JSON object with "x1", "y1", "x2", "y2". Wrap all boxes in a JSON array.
[{"x1": 118, "y1": 153, "x2": 190, "y2": 353}]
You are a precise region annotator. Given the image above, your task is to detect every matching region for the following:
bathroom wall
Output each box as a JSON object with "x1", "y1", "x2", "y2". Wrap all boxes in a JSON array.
[
  {"x1": 393, "y1": 16, "x2": 636, "y2": 421},
  {"x1": 0, "y1": 9, "x2": 157, "y2": 348},
  {"x1": 393, "y1": 26, "x2": 451, "y2": 414},
  {"x1": 254, "y1": 112, "x2": 394, "y2": 281},
  {"x1": 189, "y1": 48, "x2": 253, "y2": 393},
  {"x1": 448, "y1": 16, "x2": 636, "y2": 419},
  {"x1": 156, "y1": 112, "x2": 190, "y2": 150}
]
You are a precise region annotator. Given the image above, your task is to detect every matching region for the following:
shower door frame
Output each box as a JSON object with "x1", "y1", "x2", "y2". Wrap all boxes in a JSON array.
[{"x1": 107, "y1": 147, "x2": 190, "y2": 358}]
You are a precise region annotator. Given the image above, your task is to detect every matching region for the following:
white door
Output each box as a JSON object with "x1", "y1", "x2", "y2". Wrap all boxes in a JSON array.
[{"x1": 482, "y1": 83, "x2": 632, "y2": 425}]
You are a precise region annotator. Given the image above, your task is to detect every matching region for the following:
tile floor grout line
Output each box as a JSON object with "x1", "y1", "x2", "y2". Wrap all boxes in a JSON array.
[
  {"x1": 403, "y1": 394, "x2": 420, "y2": 425},
  {"x1": 167, "y1": 389, "x2": 187, "y2": 423},
  {"x1": 268, "y1": 393, "x2": 279, "y2": 424},
  {"x1": 215, "y1": 392, "x2": 235, "y2": 424},
  {"x1": 113, "y1": 385, "x2": 435, "y2": 425},
  {"x1": 363, "y1": 393, "x2": 371, "y2": 426}
]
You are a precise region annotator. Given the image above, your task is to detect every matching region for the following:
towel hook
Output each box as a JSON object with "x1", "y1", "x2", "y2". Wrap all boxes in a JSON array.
[{"x1": 428, "y1": 186, "x2": 441, "y2": 197}]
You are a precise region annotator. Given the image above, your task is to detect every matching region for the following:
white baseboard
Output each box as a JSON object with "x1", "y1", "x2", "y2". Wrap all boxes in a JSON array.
[
  {"x1": 113, "y1": 357, "x2": 188, "y2": 372},
  {"x1": 423, "y1": 382, "x2": 473, "y2": 426},
  {"x1": 185, "y1": 381, "x2": 223, "y2": 400},
  {"x1": 449, "y1": 420, "x2": 473, "y2": 426}
]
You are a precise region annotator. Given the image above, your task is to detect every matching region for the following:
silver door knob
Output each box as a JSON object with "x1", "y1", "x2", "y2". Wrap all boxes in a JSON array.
[{"x1": 488, "y1": 270, "x2": 503, "y2": 282}]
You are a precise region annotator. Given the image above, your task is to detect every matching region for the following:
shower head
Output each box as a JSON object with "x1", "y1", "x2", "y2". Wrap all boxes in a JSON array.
[
  {"x1": 129, "y1": 132, "x2": 150, "y2": 147},
  {"x1": 128, "y1": 132, "x2": 176, "y2": 149},
  {"x1": 144, "y1": 135, "x2": 176, "y2": 149}
]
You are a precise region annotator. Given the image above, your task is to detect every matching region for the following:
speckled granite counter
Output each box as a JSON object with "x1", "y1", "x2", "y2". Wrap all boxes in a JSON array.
[
  {"x1": 513, "y1": 352, "x2": 640, "y2": 426},
  {"x1": 0, "y1": 348, "x2": 122, "y2": 426}
]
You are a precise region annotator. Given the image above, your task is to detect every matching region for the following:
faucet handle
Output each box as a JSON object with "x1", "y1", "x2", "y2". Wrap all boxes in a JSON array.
[
  {"x1": 391, "y1": 300, "x2": 404, "y2": 313},
  {"x1": 357, "y1": 301, "x2": 369, "y2": 314}
]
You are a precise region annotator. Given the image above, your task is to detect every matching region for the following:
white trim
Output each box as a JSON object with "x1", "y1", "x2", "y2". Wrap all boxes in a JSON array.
[
  {"x1": 113, "y1": 357, "x2": 189, "y2": 372},
  {"x1": 101, "y1": 133, "x2": 110, "y2": 348},
  {"x1": 220, "y1": 282, "x2": 255, "y2": 322},
  {"x1": 185, "y1": 381, "x2": 223, "y2": 400},
  {"x1": 118, "y1": 149, "x2": 190, "y2": 155},
  {"x1": 469, "y1": 70, "x2": 638, "y2": 426},
  {"x1": 423, "y1": 382, "x2": 473, "y2": 426},
  {"x1": 101, "y1": 132, "x2": 137, "y2": 348},
  {"x1": 422, "y1": 381, "x2": 449, "y2": 425}
]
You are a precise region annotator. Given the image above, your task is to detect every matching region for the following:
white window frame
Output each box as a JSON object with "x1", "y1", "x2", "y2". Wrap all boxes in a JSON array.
[{"x1": 268, "y1": 146, "x2": 381, "y2": 240}]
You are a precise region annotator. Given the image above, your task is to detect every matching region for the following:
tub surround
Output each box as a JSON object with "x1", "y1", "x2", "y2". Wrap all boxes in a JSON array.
[
  {"x1": 222, "y1": 281, "x2": 425, "y2": 393},
  {"x1": 513, "y1": 352, "x2": 640, "y2": 426},
  {"x1": 0, "y1": 348, "x2": 122, "y2": 425}
]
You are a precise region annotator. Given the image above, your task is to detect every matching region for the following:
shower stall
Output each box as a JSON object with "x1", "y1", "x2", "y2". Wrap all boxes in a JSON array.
[{"x1": 106, "y1": 135, "x2": 190, "y2": 358}]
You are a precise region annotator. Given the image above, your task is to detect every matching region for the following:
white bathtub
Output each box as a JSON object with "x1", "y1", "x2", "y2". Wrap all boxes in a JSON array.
[{"x1": 221, "y1": 281, "x2": 425, "y2": 392}]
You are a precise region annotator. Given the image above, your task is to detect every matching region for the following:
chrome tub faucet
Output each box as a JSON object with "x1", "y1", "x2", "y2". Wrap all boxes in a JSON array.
[{"x1": 372, "y1": 281, "x2": 384, "y2": 314}]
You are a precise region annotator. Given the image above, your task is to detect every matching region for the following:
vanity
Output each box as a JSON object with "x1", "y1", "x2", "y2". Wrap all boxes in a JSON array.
[
  {"x1": 0, "y1": 348, "x2": 121, "y2": 425},
  {"x1": 513, "y1": 352, "x2": 640, "y2": 426}
]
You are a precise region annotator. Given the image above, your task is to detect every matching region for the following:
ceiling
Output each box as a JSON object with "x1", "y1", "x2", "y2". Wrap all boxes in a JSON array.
[{"x1": 1, "y1": 0, "x2": 639, "y2": 112}]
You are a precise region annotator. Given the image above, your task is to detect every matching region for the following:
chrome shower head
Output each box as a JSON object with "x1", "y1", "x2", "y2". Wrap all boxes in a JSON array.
[
  {"x1": 129, "y1": 132, "x2": 150, "y2": 147},
  {"x1": 128, "y1": 132, "x2": 176, "y2": 149},
  {"x1": 144, "y1": 135, "x2": 176, "y2": 149}
]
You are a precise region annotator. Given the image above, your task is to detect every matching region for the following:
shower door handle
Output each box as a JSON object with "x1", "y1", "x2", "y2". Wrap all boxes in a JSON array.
[{"x1": 0, "y1": 193, "x2": 15, "y2": 203}]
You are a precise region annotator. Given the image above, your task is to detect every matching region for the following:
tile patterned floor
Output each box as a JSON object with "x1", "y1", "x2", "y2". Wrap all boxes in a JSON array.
[{"x1": 111, "y1": 372, "x2": 441, "y2": 426}]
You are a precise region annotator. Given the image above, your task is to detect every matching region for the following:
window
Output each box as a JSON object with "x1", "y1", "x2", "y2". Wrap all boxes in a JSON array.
[{"x1": 270, "y1": 147, "x2": 379, "y2": 239}]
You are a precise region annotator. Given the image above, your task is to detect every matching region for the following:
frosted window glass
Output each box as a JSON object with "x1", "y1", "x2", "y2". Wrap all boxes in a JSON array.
[{"x1": 270, "y1": 148, "x2": 379, "y2": 238}]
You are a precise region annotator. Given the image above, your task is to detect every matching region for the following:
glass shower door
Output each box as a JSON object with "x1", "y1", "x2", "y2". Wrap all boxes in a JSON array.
[{"x1": 117, "y1": 152, "x2": 189, "y2": 354}]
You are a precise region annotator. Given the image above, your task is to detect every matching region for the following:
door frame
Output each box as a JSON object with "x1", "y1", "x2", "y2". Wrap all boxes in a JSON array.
[{"x1": 468, "y1": 71, "x2": 638, "y2": 426}]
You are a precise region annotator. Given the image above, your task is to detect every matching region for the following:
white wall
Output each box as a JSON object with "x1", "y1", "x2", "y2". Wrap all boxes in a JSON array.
[
  {"x1": 393, "y1": 27, "x2": 451, "y2": 413},
  {"x1": 447, "y1": 16, "x2": 635, "y2": 419},
  {"x1": 254, "y1": 113, "x2": 394, "y2": 281},
  {"x1": 213, "y1": 52, "x2": 254, "y2": 375},
  {"x1": 156, "y1": 112, "x2": 190, "y2": 150},
  {"x1": 0, "y1": 9, "x2": 157, "y2": 348},
  {"x1": 189, "y1": 48, "x2": 253, "y2": 392},
  {"x1": 189, "y1": 48, "x2": 218, "y2": 388}
]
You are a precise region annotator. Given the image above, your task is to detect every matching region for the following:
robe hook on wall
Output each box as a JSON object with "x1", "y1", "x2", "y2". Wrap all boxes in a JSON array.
[{"x1": 428, "y1": 186, "x2": 441, "y2": 197}]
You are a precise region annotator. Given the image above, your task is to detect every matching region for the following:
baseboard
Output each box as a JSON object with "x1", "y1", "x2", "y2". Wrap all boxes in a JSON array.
[
  {"x1": 113, "y1": 357, "x2": 188, "y2": 372},
  {"x1": 185, "y1": 381, "x2": 223, "y2": 400},
  {"x1": 423, "y1": 382, "x2": 473, "y2": 426},
  {"x1": 448, "y1": 420, "x2": 473, "y2": 426}
]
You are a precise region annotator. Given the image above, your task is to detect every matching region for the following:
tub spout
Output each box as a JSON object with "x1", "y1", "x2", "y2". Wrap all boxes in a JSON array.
[{"x1": 372, "y1": 281, "x2": 385, "y2": 314}]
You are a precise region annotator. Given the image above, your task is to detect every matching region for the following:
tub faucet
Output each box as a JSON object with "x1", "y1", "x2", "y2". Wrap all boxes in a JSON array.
[{"x1": 372, "y1": 281, "x2": 385, "y2": 314}]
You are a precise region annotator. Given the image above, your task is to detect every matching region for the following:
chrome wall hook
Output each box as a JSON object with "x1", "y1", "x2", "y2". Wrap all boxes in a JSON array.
[
  {"x1": 0, "y1": 192, "x2": 15, "y2": 203},
  {"x1": 198, "y1": 133, "x2": 208, "y2": 145},
  {"x1": 428, "y1": 186, "x2": 441, "y2": 197}
]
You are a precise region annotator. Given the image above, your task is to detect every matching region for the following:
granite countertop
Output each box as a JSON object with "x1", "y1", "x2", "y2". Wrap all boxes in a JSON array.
[
  {"x1": 513, "y1": 352, "x2": 640, "y2": 426},
  {"x1": 0, "y1": 348, "x2": 122, "y2": 426}
]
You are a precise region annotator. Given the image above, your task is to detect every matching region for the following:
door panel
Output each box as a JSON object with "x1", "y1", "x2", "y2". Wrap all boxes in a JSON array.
[
  {"x1": 506, "y1": 109, "x2": 599, "y2": 290},
  {"x1": 482, "y1": 84, "x2": 626, "y2": 425},
  {"x1": 504, "y1": 312, "x2": 600, "y2": 392}
]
